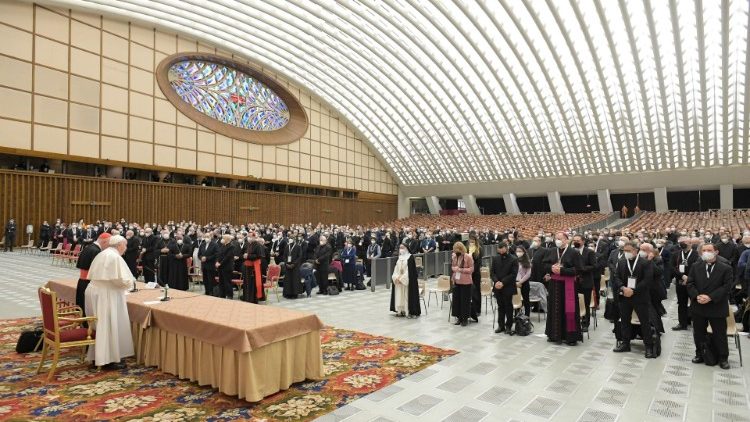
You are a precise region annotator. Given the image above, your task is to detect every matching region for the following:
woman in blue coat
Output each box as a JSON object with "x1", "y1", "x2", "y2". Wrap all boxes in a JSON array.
[{"x1": 341, "y1": 239, "x2": 357, "y2": 291}]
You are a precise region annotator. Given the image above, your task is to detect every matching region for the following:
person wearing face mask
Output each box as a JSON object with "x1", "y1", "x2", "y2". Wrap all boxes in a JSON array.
[
  {"x1": 515, "y1": 246, "x2": 532, "y2": 317},
  {"x1": 123, "y1": 230, "x2": 140, "y2": 278},
  {"x1": 166, "y1": 233, "x2": 190, "y2": 290},
  {"x1": 381, "y1": 232, "x2": 394, "y2": 258},
  {"x1": 198, "y1": 233, "x2": 219, "y2": 295},
  {"x1": 573, "y1": 235, "x2": 596, "y2": 332},
  {"x1": 654, "y1": 239, "x2": 672, "y2": 290},
  {"x1": 341, "y1": 239, "x2": 357, "y2": 291},
  {"x1": 314, "y1": 235, "x2": 333, "y2": 295},
  {"x1": 687, "y1": 243, "x2": 733, "y2": 369},
  {"x1": 672, "y1": 236, "x2": 699, "y2": 331},
  {"x1": 390, "y1": 244, "x2": 420, "y2": 318},
  {"x1": 233, "y1": 233, "x2": 246, "y2": 273},
  {"x1": 468, "y1": 235, "x2": 483, "y2": 322},
  {"x1": 242, "y1": 234, "x2": 267, "y2": 303},
  {"x1": 156, "y1": 231, "x2": 170, "y2": 286},
  {"x1": 716, "y1": 234, "x2": 738, "y2": 268},
  {"x1": 543, "y1": 235, "x2": 555, "y2": 249},
  {"x1": 451, "y1": 241, "x2": 475, "y2": 327},
  {"x1": 612, "y1": 241, "x2": 655, "y2": 357},
  {"x1": 282, "y1": 235, "x2": 304, "y2": 299},
  {"x1": 365, "y1": 238, "x2": 381, "y2": 279},
  {"x1": 140, "y1": 228, "x2": 159, "y2": 284},
  {"x1": 607, "y1": 236, "x2": 629, "y2": 284},
  {"x1": 215, "y1": 234, "x2": 236, "y2": 299},
  {"x1": 490, "y1": 242, "x2": 519, "y2": 333},
  {"x1": 542, "y1": 232, "x2": 584, "y2": 346}
]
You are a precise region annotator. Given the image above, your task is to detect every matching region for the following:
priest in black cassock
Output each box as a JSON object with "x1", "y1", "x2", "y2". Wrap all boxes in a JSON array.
[
  {"x1": 542, "y1": 232, "x2": 584, "y2": 346},
  {"x1": 123, "y1": 230, "x2": 140, "y2": 278},
  {"x1": 167, "y1": 233, "x2": 190, "y2": 290},
  {"x1": 140, "y1": 228, "x2": 158, "y2": 283},
  {"x1": 282, "y1": 235, "x2": 304, "y2": 299},
  {"x1": 242, "y1": 235, "x2": 266, "y2": 303},
  {"x1": 157, "y1": 232, "x2": 170, "y2": 286},
  {"x1": 75, "y1": 233, "x2": 110, "y2": 316}
]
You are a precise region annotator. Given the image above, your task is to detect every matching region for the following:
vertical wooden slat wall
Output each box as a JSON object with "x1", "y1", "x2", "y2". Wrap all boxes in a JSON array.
[{"x1": 0, "y1": 170, "x2": 397, "y2": 245}]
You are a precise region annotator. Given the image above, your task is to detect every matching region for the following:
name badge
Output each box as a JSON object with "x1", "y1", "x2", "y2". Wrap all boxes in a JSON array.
[
  {"x1": 454, "y1": 272, "x2": 461, "y2": 281},
  {"x1": 627, "y1": 277, "x2": 636, "y2": 289},
  {"x1": 345, "y1": 259, "x2": 350, "y2": 264},
  {"x1": 287, "y1": 256, "x2": 292, "y2": 263},
  {"x1": 679, "y1": 264, "x2": 685, "y2": 273}
]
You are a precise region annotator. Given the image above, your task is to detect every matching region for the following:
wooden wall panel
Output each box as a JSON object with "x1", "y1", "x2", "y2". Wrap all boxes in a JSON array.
[{"x1": 0, "y1": 170, "x2": 397, "y2": 245}]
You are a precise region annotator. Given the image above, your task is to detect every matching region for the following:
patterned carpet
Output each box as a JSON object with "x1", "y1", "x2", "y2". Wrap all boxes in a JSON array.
[{"x1": 0, "y1": 318, "x2": 456, "y2": 421}]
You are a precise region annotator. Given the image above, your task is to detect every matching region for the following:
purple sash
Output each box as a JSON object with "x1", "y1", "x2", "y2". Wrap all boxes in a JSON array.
[{"x1": 551, "y1": 274, "x2": 577, "y2": 333}]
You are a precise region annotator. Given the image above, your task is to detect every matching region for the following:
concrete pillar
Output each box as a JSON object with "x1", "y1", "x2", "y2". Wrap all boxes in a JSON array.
[
  {"x1": 654, "y1": 187, "x2": 668, "y2": 213},
  {"x1": 720, "y1": 184, "x2": 733, "y2": 210},
  {"x1": 597, "y1": 189, "x2": 613, "y2": 214},
  {"x1": 426, "y1": 196, "x2": 442, "y2": 215},
  {"x1": 397, "y1": 188, "x2": 410, "y2": 219},
  {"x1": 462, "y1": 195, "x2": 481, "y2": 215},
  {"x1": 503, "y1": 193, "x2": 520, "y2": 215},
  {"x1": 547, "y1": 191, "x2": 564, "y2": 214}
]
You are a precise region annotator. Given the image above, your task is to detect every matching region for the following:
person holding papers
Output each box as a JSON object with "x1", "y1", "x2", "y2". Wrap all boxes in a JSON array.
[{"x1": 612, "y1": 240, "x2": 655, "y2": 358}]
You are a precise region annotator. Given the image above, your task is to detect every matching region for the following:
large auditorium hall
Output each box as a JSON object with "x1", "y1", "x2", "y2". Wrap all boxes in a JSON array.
[{"x1": 1, "y1": 1, "x2": 749, "y2": 421}]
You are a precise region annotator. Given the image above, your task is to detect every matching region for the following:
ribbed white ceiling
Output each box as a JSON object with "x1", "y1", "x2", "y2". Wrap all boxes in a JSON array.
[{"x1": 50, "y1": 0, "x2": 750, "y2": 186}]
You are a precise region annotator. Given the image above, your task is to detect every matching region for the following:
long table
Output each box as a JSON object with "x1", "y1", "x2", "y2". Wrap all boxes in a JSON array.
[{"x1": 46, "y1": 279, "x2": 324, "y2": 402}]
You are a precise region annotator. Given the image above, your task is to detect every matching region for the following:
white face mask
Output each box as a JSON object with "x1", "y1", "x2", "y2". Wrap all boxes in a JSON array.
[
  {"x1": 162, "y1": 234, "x2": 169, "y2": 239},
  {"x1": 177, "y1": 239, "x2": 183, "y2": 245},
  {"x1": 320, "y1": 241, "x2": 326, "y2": 245},
  {"x1": 399, "y1": 248, "x2": 408, "y2": 255},
  {"x1": 721, "y1": 238, "x2": 729, "y2": 243},
  {"x1": 516, "y1": 252, "x2": 524, "y2": 257},
  {"x1": 531, "y1": 241, "x2": 539, "y2": 248},
  {"x1": 617, "y1": 240, "x2": 625, "y2": 248},
  {"x1": 624, "y1": 252, "x2": 635, "y2": 260},
  {"x1": 545, "y1": 237, "x2": 553, "y2": 243},
  {"x1": 555, "y1": 239, "x2": 564, "y2": 248},
  {"x1": 701, "y1": 252, "x2": 715, "y2": 262},
  {"x1": 638, "y1": 251, "x2": 648, "y2": 258}
]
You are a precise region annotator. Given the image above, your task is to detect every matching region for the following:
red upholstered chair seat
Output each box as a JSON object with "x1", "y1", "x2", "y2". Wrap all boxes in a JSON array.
[{"x1": 47, "y1": 328, "x2": 96, "y2": 342}]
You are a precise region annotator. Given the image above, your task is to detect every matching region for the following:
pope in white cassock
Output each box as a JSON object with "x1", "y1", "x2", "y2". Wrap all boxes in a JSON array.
[{"x1": 85, "y1": 235, "x2": 135, "y2": 366}]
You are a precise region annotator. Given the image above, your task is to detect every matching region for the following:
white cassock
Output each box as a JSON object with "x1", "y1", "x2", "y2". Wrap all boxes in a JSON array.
[
  {"x1": 391, "y1": 255, "x2": 409, "y2": 313},
  {"x1": 85, "y1": 247, "x2": 135, "y2": 365}
]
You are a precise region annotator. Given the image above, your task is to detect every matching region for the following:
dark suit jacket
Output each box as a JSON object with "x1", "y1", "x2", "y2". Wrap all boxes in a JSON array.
[
  {"x1": 490, "y1": 253, "x2": 519, "y2": 296},
  {"x1": 687, "y1": 260, "x2": 733, "y2": 318},
  {"x1": 578, "y1": 247, "x2": 596, "y2": 289},
  {"x1": 198, "y1": 240, "x2": 219, "y2": 266},
  {"x1": 672, "y1": 247, "x2": 700, "y2": 282},
  {"x1": 612, "y1": 257, "x2": 654, "y2": 304}
]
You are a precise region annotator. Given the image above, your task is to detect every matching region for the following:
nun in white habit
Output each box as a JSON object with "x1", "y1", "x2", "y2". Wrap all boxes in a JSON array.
[{"x1": 85, "y1": 235, "x2": 135, "y2": 366}]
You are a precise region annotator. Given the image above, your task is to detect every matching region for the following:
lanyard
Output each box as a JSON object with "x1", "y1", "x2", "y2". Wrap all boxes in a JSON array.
[
  {"x1": 681, "y1": 250, "x2": 692, "y2": 264},
  {"x1": 557, "y1": 247, "x2": 568, "y2": 263},
  {"x1": 626, "y1": 257, "x2": 638, "y2": 276},
  {"x1": 706, "y1": 264, "x2": 714, "y2": 279}
]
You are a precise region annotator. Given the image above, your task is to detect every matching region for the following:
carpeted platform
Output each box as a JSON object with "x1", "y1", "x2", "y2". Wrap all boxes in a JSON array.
[{"x1": 0, "y1": 318, "x2": 456, "y2": 421}]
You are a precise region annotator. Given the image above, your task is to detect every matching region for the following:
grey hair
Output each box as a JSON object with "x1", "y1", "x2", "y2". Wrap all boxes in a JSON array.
[{"x1": 108, "y1": 235, "x2": 126, "y2": 247}]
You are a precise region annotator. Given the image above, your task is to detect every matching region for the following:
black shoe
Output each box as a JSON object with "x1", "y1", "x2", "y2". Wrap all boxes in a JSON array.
[
  {"x1": 672, "y1": 324, "x2": 687, "y2": 331},
  {"x1": 454, "y1": 320, "x2": 462, "y2": 325},
  {"x1": 494, "y1": 327, "x2": 505, "y2": 334},
  {"x1": 460, "y1": 321, "x2": 468, "y2": 327},
  {"x1": 565, "y1": 340, "x2": 577, "y2": 346},
  {"x1": 691, "y1": 355, "x2": 704, "y2": 364},
  {"x1": 470, "y1": 316, "x2": 479, "y2": 323},
  {"x1": 613, "y1": 342, "x2": 631, "y2": 353},
  {"x1": 546, "y1": 338, "x2": 556, "y2": 343},
  {"x1": 645, "y1": 346, "x2": 656, "y2": 359},
  {"x1": 719, "y1": 360, "x2": 730, "y2": 370}
]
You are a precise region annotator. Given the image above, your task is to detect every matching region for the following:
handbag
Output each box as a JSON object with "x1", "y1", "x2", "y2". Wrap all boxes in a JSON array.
[
  {"x1": 16, "y1": 329, "x2": 43, "y2": 353},
  {"x1": 702, "y1": 333, "x2": 718, "y2": 366}
]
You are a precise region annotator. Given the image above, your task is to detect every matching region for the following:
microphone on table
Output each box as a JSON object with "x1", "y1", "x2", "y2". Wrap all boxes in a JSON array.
[
  {"x1": 129, "y1": 278, "x2": 139, "y2": 293},
  {"x1": 161, "y1": 283, "x2": 170, "y2": 301}
]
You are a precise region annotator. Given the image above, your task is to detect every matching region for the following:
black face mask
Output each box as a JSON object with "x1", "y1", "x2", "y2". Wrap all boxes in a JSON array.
[
  {"x1": 573, "y1": 242, "x2": 582, "y2": 248},
  {"x1": 679, "y1": 242, "x2": 689, "y2": 249}
]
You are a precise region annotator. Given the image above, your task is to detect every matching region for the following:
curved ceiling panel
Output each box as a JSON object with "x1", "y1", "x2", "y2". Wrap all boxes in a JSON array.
[{"x1": 51, "y1": 0, "x2": 750, "y2": 186}]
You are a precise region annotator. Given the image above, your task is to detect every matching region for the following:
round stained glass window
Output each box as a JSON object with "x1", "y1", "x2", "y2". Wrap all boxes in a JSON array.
[
  {"x1": 168, "y1": 60, "x2": 290, "y2": 131},
  {"x1": 156, "y1": 53, "x2": 307, "y2": 145}
]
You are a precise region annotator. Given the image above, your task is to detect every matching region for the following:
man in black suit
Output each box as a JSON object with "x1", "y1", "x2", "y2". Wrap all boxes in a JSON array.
[
  {"x1": 672, "y1": 237, "x2": 700, "y2": 330},
  {"x1": 198, "y1": 233, "x2": 218, "y2": 295},
  {"x1": 491, "y1": 242, "x2": 519, "y2": 334},
  {"x1": 612, "y1": 241, "x2": 655, "y2": 358},
  {"x1": 314, "y1": 235, "x2": 333, "y2": 294},
  {"x1": 123, "y1": 230, "x2": 141, "y2": 278},
  {"x1": 215, "y1": 234, "x2": 235, "y2": 299},
  {"x1": 573, "y1": 235, "x2": 596, "y2": 331},
  {"x1": 4, "y1": 218, "x2": 16, "y2": 252},
  {"x1": 687, "y1": 243, "x2": 733, "y2": 369}
]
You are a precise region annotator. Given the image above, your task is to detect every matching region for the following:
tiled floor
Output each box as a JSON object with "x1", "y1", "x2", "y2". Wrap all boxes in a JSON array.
[{"x1": 2, "y1": 251, "x2": 750, "y2": 421}]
